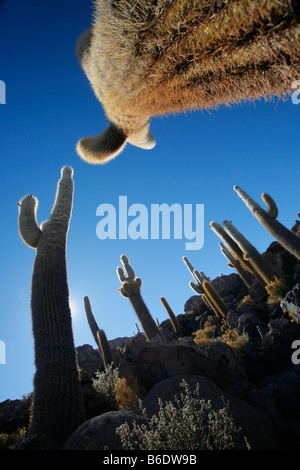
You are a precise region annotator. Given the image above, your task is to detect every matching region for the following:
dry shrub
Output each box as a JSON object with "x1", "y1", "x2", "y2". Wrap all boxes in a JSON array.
[
  {"x1": 114, "y1": 377, "x2": 139, "y2": 409},
  {"x1": 221, "y1": 328, "x2": 249, "y2": 351},
  {"x1": 266, "y1": 277, "x2": 289, "y2": 305}
]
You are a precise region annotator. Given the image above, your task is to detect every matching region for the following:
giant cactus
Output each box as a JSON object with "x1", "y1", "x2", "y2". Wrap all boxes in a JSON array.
[
  {"x1": 76, "y1": 0, "x2": 300, "y2": 163},
  {"x1": 117, "y1": 254, "x2": 161, "y2": 341},
  {"x1": 17, "y1": 167, "x2": 85, "y2": 447},
  {"x1": 233, "y1": 186, "x2": 300, "y2": 261}
]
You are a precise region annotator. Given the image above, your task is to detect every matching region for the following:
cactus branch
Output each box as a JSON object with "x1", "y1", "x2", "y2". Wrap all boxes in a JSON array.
[{"x1": 202, "y1": 280, "x2": 228, "y2": 319}]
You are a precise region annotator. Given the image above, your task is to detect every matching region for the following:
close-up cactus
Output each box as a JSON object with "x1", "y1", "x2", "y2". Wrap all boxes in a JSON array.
[
  {"x1": 233, "y1": 186, "x2": 300, "y2": 261},
  {"x1": 17, "y1": 167, "x2": 85, "y2": 447},
  {"x1": 76, "y1": 0, "x2": 300, "y2": 163},
  {"x1": 116, "y1": 254, "x2": 161, "y2": 341}
]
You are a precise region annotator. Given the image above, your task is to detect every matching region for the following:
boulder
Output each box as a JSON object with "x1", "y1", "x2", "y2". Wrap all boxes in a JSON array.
[{"x1": 63, "y1": 375, "x2": 286, "y2": 450}]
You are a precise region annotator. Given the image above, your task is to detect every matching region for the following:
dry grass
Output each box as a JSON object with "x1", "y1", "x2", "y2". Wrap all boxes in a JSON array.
[{"x1": 266, "y1": 276, "x2": 289, "y2": 305}]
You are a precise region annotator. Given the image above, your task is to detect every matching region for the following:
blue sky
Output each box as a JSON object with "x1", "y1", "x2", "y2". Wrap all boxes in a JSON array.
[{"x1": 0, "y1": 0, "x2": 299, "y2": 402}]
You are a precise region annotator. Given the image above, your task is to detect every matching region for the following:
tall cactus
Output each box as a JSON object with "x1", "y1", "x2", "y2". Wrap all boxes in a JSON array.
[
  {"x1": 222, "y1": 220, "x2": 280, "y2": 286},
  {"x1": 97, "y1": 329, "x2": 113, "y2": 368},
  {"x1": 182, "y1": 256, "x2": 210, "y2": 294},
  {"x1": 202, "y1": 280, "x2": 228, "y2": 319},
  {"x1": 233, "y1": 186, "x2": 300, "y2": 261},
  {"x1": 219, "y1": 242, "x2": 254, "y2": 289},
  {"x1": 209, "y1": 221, "x2": 264, "y2": 283},
  {"x1": 17, "y1": 167, "x2": 85, "y2": 447},
  {"x1": 83, "y1": 295, "x2": 113, "y2": 367},
  {"x1": 116, "y1": 254, "x2": 161, "y2": 341},
  {"x1": 160, "y1": 296, "x2": 183, "y2": 337}
]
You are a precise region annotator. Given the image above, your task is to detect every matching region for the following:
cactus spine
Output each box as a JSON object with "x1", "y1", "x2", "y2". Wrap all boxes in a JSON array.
[
  {"x1": 83, "y1": 296, "x2": 113, "y2": 367},
  {"x1": 117, "y1": 254, "x2": 161, "y2": 341},
  {"x1": 17, "y1": 167, "x2": 85, "y2": 447},
  {"x1": 160, "y1": 296, "x2": 183, "y2": 337},
  {"x1": 222, "y1": 220, "x2": 280, "y2": 286},
  {"x1": 233, "y1": 186, "x2": 300, "y2": 261}
]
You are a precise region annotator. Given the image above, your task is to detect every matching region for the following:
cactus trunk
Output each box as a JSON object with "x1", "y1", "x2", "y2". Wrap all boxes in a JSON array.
[
  {"x1": 160, "y1": 297, "x2": 183, "y2": 337},
  {"x1": 202, "y1": 280, "x2": 228, "y2": 319}
]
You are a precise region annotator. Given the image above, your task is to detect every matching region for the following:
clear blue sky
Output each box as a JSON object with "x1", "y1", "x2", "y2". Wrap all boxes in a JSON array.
[{"x1": 0, "y1": 0, "x2": 299, "y2": 402}]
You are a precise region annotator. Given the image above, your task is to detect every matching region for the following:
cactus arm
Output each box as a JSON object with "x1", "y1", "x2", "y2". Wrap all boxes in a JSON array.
[
  {"x1": 234, "y1": 186, "x2": 300, "y2": 260},
  {"x1": 160, "y1": 297, "x2": 183, "y2": 337},
  {"x1": 222, "y1": 220, "x2": 279, "y2": 285},
  {"x1": 18, "y1": 195, "x2": 42, "y2": 248},
  {"x1": 18, "y1": 167, "x2": 85, "y2": 447}
]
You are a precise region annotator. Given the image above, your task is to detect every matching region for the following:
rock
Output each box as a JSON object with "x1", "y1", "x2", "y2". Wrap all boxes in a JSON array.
[
  {"x1": 64, "y1": 375, "x2": 287, "y2": 450},
  {"x1": 281, "y1": 283, "x2": 300, "y2": 319},
  {"x1": 119, "y1": 339, "x2": 248, "y2": 398},
  {"x1": 63, "y1": 407, "x2": 145, "y2": 450},
  {"x1": 76, "y1": 344, "x2": 103, "y2": 377}
]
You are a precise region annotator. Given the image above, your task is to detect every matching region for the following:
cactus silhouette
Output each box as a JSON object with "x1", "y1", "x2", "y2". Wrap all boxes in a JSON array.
[
  {"x1": 222, "y1": 220, "x2": 280, "y2": 286},
  {"x1": 160, "y1": 296, "x2": 183, "y2": 337},
  {"x1": 233, "y1": 186, "x2": 300, "y2": 261},
  {"x1": 76, "y1": 0, "x2": 300, "y2": 164},
  {"x1": 17, "y1": 167, "x2": 85, "y2": 447},
  {"x1": 117, "y1": 254, "x2": 161, "y2": 340}
]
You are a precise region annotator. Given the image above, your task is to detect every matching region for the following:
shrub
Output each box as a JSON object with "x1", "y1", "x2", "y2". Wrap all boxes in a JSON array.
[
  {"x1": 92, "y1": 364, "x2": 120, "y2": 410},
  {"x1": 116, "y1": 379, "x2": 248, "y2": 450}
]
